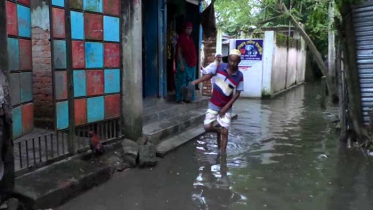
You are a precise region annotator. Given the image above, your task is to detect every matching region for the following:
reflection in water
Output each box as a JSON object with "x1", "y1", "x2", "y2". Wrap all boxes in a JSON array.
[
  {"x1": 190, "y1": 83, "x2": 373, "y2": 210},
  {"x1": 192, "y1": 150, "x2": 245, "y2": 210}
]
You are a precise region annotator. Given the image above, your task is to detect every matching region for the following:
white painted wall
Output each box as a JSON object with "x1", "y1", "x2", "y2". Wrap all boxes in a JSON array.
[
  {"x1": 228, "y1": 31, "x2": 306, "y2": 98},
  {"x1": 271, "y1": 47, "x2": 288, "y2": 93},
  {"x1": 287, "y1": 47, "x2": 298, "y2": 88}
]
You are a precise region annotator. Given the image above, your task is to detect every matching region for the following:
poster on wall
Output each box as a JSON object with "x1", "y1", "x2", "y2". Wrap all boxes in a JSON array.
[{"x1": 235, "y1": 40, "x2": 263, "y2": 70}]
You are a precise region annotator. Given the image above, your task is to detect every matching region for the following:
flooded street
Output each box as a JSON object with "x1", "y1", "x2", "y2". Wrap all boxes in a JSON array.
[{"x1": 58, "y1": 83, "x2": 373, "y2": 210}]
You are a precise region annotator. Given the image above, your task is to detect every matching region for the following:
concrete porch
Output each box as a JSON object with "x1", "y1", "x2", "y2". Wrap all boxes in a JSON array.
[{"x1": 143, "y1": 96, "x2": 209, "y2": 146}]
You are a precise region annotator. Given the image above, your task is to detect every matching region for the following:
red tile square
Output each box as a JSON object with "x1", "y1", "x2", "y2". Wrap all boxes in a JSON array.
[
  {"x1": 55, "y1": 71, "x2": 68, "y2": 100},
  {"x1": 18, "y1": 0, "x2": 31, "y2": 6},
  {"x1": 74, "y1": 98, "x2": 87, "y2": 126},
  {"x1": 84, "y1": 13, "x2": 103, "y2": 40},
  {"x1": 104, "y1": 43, "x2": 120, "y2": 68},
  {"x1": 104, "y1": 0, "x2": 120, "y2": 16},
  {"x1": 19, "y1": 39, "x2": 32, "y2": 70},
  {"x1": 6, "y1": 1, "x2": 18, "y2": 36},
  {"x1": 52, "y1": 7, "x2": 66, "y2": 39},
  {"x1": 86, "y1": 70, "x2": 104, "y2": 96},
  {"x1": 22, "y1": 103, "x2": 34, "y2": 134},
  {"x1": 105, "y1": 94, "x2": 120, "y2": 119},
  {"x1": 72, "y1": 41, "x2": 85, "y2": 69}
]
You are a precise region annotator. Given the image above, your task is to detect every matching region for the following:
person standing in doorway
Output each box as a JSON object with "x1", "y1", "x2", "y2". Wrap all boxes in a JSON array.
[
  {"x1": 201, "y1": 52, "x2": 223, "y2": 91},
  {"x1": 175, "y1": 21, "x2": 197, "y2": 104},
  {"x1": 191, "y1": 49, "x2": 244, "y2": 153}
]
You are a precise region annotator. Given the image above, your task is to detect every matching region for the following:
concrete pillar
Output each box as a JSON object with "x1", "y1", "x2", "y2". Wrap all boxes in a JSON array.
[
  {"x1": 328, "y1": 1, "x2": 336, "y2": 84},
  {"x1": 216, "y1": 28, "x2": 222, "y2": 54},
  {"x1": 121, "y1": 0, "x2": 143, "y2": 140},
  {"x1": 262, "y1": 31, "x2": 275, "y2": 96}
]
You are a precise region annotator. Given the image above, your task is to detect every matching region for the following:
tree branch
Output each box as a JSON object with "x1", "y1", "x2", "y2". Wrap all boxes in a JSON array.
[
  {"x1": 257, "y1": 15, "x2": 284, "y2": 25},
  {"x1": 282, "y1": 3, "x2": 338, "y2": 102}
]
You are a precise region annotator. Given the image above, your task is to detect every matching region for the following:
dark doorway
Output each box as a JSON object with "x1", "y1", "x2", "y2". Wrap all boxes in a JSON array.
[{"x1": 143, "y1": 0, "x2": 159, "y2": 98}]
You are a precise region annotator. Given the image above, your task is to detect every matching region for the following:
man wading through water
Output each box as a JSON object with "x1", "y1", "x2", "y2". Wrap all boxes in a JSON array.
[{"x1": 191, "y1": 49, "x2": 244, "y2": 153}]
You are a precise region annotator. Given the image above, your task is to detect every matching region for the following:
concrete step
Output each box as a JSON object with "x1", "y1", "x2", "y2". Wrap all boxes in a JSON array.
[
  {"x1": 143, "y1": 97, "x2": 209, "y2": 126},
  {"x1": 156, "y1": 113, "x2": 238, "y2": 157},
  {"x1": 143, "y1": 109, "x2": 207, "y2": 145},
  {"x1": 13, "y1": 143, "x2": 124, "y2": 209}
]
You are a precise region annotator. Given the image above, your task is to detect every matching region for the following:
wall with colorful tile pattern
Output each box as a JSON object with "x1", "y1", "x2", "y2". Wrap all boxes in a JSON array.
[
  {"x1": 50, "y1": 0, "x2": 121, "y2": 130},
  {"x1": 6, "y1": 0, "x2": 34, "y2": 139}
]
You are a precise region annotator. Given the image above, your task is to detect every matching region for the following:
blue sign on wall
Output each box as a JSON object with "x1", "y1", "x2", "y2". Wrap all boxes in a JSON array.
[{"x1": 235, "y1": 40, "x2": 264, "y2": 68}]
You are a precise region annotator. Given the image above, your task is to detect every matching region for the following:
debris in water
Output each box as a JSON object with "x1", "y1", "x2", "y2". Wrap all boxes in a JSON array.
[
  {"x1": 256, "y1": 177, "x2": 264, "y2": 180},
  {"x1": 261, "y1": 188, "x2": 268, "y2": 192},
  {"x1": 318, "y1": 154, "x2": 328, "y2": 159},
  {"x1": 368, "y1": 151, "x2": 373, "y2": 157}
]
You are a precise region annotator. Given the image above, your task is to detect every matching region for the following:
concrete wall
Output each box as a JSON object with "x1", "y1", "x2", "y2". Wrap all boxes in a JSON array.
[
  {"x1": 271, "y1": 47, "x2": 288, "y2": 93},
  {"x1": 287, "y1": 47, "x2": 298, "y2": 87},
  {"x1": 297, "y1": 39, "x2": 307, "y2": 84},
  {"x1": 271, "y1": 33, "x2": 306, "y2": 95}
]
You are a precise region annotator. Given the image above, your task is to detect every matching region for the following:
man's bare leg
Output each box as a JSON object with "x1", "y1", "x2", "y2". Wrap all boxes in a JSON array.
[
  {"x1": 204, "y1": 124, "x2": 222, "y2": 149},
  {"x1": 220, "y1": 128, "x2": 229, "y2": 153}
]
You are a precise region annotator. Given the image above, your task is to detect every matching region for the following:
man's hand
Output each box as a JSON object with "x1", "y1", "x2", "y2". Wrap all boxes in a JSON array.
[
  {"x1": 219, "y1": 109, "x2": 227, "y2": 118},
  {"x1": 180, "y1": 65, "x2": 185, "y2": 72}
]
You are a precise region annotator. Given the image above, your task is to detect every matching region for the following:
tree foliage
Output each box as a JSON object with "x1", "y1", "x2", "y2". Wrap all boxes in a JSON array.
[{"x1": 207, "y1": 0, "x2": 363, "y2": 55}]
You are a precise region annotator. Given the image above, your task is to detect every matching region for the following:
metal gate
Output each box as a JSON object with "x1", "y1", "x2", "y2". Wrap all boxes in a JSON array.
[{"x1": 353, "y1": 2, "x2": 373, "y2": 124}]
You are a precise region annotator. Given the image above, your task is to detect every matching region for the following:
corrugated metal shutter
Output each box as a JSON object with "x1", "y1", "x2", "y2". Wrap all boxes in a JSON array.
[{"x1": 353, "y1": 2, "x2": 373, "y2": 124}]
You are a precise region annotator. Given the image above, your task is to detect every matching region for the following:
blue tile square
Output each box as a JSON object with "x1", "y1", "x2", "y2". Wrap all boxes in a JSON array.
[
  {"x1": 9, "y1": 73, "x2": 21, "y2": 106},
  {"x1": 73, "y1": 70, "x2": 87, "y2": 97},
  {"x1": 53, "y1": 40, "x2": 67, "y2": 69},
  {"x1": 17, "y1": 5, "x2": 31, "y2": 38},
  {"x1": 84, "y1": 0, "x2": 103, "y2": 13},
  {"x1": 104, "y1": 69, "x2": 120, "y2": 93},
  {"x1": 56, "y1": 101, "x2": 69, "y2": 130},
  {"x1": 71, "y1": 11, "x2": 84, "y2": 40},
  {"x1": 7, "y1": 38, "x2": 19, "y2": 71},
  {"x1": 20, "y1": 72, "x2": 33, "y2": 103},
  {"x1": 87, "y1": 96, "x2": 104, "y2": 123},
  {"x1": 104, "y1": 16, "x2": 119, "y2": 42},
  {"x1": 12, "y1": 107, "x2": 23, "y2": 139},
  {"x1": 85, "y1": 42, "x2": 103, "y2": 68},
  {"x1": 52, "y1": 0, "x2": 65, "y2": 7}
]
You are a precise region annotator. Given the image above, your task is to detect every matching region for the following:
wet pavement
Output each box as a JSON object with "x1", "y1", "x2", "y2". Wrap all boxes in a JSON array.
[{"x1": 57, "y1": 83, "x2": 373, "y2": 210}]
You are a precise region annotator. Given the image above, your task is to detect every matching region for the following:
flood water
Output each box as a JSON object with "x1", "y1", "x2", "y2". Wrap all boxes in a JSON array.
[{"x1": 58, "y1": 83, "x2": 373, "y2": 210}]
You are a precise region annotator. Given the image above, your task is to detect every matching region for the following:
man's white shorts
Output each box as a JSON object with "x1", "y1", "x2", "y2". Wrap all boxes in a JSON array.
[{"x1": 203, "y1": 109, "x2": 231, "y2": 129}]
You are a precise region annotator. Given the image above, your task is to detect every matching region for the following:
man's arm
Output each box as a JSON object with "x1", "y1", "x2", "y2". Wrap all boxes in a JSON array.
[
  {"x1": 191, "y1": 74, "x2": 213, "y2": 85},
  {"x1": 201, "y1": 63, "x2": 216, "y2": 75},
  {"x1": 219, "y1": 91, "x2": 241, "y2": 117}
]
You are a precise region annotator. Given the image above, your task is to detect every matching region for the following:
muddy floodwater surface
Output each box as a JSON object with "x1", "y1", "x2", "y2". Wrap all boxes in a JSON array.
[{"x1": 58, "y1": 83, "x2": 373, "y2": 210}]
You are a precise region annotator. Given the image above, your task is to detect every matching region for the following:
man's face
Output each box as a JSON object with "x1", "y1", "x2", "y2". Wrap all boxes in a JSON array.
[
  {"x1": 185, "y1": 27, "x2": 192, "y2": 35},
  {"x1": 216, "y1": 55, "x2": 222, "y2": 63},
  {"x1": 228, "y1": 55, "x2": 241, "y2": 71}
]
